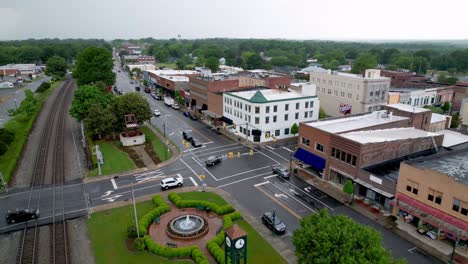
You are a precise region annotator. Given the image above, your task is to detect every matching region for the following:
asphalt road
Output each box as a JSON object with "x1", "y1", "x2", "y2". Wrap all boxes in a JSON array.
[{"x1": 0, "y1": 63, "x2": 442, "y2": 264}]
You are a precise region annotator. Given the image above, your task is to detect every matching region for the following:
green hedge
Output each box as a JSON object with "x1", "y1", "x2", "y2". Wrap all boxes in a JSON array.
[
  {"x1": 143, "y1": 236, "x2": 209, "y2": 264},
  {"x1": 206, "y1": 211, "x2": 243, "y2": 264},
  {"x1": 137, "y1": 195, "x2": 171, "y2": 236},
  {"x1": 168, "y1": 192, "x2": 234, "y2": 215}
]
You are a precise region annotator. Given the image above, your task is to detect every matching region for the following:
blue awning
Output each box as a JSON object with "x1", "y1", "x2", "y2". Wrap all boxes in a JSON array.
[{"x1": 294, "y1": 148, "x2": 326, "y2": 170}]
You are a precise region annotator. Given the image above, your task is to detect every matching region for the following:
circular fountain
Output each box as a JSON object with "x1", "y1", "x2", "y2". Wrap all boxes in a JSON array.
[{"x1": 166, "y1": 214, "x2": 209, "y2": 240}]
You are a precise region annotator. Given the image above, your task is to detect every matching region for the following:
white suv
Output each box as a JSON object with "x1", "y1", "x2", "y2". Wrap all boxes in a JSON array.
[{"x1": 160, "y1": 176, "x2": 183, "y2": 190}]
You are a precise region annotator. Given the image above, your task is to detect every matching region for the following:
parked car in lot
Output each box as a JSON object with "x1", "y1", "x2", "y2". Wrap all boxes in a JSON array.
[
  {"x1": 182, "y1": 131, "x2": 193, "y2": 141},
  {"x1": 135, "y1": 86, "x2": 141, "y2": 91},
  {"x1": 160, "y1": 176, "x2": 183, "y2": 190},
  {"x1": 205, "y1": 156, "x2": 222, "y2": 166},
  {"x1": 172, "y1": 104, "x2": 180, "y2": 110},
  {"x1": 153, "y1": 109, "x2": 161, "y2": 117},
  {"x1": 190, "y1": 139, "x2": 203, "y2": 148},
  {"x1": 261, "y1": 211, "x2": 286, "y2": 234},
  {"x1": 6, "y1": 208, "x2": 40, "y2": 224},
  {"x1": 272, "y1": 166, "x2": 290, "y2": 179}
]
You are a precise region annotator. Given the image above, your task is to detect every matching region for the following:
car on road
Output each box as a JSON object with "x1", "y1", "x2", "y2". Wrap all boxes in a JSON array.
[
  {"x1": 182, "y1": 131, "x2": 193, "y2": 141},
  {"x1": 160, "y1": 176, "x2": 183, "y2": 190},
  {"x1": 135, "y1": 86, "x2": 140, "y2": 91},
  {"x1": 272, "y1": 166, "x2": 290, "y2": 179},
  {"x1": 153, "y1": 109, "x2": 161, "y2": 117},
  {"x1": 190, "y1": 139, "x2": 203, "y2": 148},
  {"x1": 130, "y1": 80, "x2": 134, "y2": 84},
  {"x1": 205, "y1": 156, "x2": 222, "y2": 166},
  {"x1": 118, "y1": 70, "x2": 121, "y2": 72},
  {"x1": 261, "y1": 211, "x2": 286, "y2": 234},
  {"x1": 6, "y1": 208, "x2": 40, "y2": 224},
  {"x1": 171, "y1": 104, "x2": 181, "y2": 110}
]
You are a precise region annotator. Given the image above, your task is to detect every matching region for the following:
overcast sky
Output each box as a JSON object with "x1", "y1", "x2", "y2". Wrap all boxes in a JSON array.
[{"x1": 1, "y1": 0, "x2": 467, "y2": 40}]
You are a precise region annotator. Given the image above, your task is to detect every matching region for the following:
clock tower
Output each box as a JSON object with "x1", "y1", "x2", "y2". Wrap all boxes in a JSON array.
[{"x1": 224, "y1": 224, "x2": 248, "y2": 264}]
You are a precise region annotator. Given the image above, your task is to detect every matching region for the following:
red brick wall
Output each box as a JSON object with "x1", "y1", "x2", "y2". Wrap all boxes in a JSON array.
[
  {"x1": 207, "y1": 79, "x2": 239, "y2": 92},
  {"x1": 265, "y1": 76, "x2": 292, "y2": 89},
  {"x1": 207, "y1": 92, "x2": 224, "y2": 116},
  {"x1": 382, "y1": 105, "x2": 431, "y2": 130}
]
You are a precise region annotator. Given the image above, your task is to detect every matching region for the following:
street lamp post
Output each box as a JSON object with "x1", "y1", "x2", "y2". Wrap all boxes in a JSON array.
[
  {"x1": 131, "y1": 182, "x2": 140, "y2": 238},
  {"x1": 163, "y1": 122, "x2": 167, "y2": 160},
  {"x1": 289, "y1": 152, "x2": 293, "y2": 176}
]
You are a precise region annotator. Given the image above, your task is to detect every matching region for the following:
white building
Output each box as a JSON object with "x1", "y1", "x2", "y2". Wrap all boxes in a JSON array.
[
  {"x1": 390, "y1": 87, "x2": 438, "y2": 107},
  {"x1": 310, "y1": 69, "x2": 390, "y2": 117},
  {"x1": 223, "y1": 84, "x2": 320, "y2": 143}
]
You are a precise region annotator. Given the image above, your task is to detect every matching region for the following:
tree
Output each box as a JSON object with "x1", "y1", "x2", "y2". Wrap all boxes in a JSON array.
[
  {"x1": 112, "y1": 93, "x2": 152, "y2": 131},
  {"x1": 205, "y1": 56, "x2": 220, "y2": 72},
  {"x1": 154, "y1": 48, "x2": 169, "y2": 63},
  {"x1": 450, "y1": 112, "x2": 461, "y2": 128},
  {"x1": 351, "y1": 53, "x2": 377, "y2": 74},
  {"x1": 343, "y1": 179, "x2": 354, "y2": 195},
  {"x1": 293, "y1": 209, "x2": 402, "y2": 264},
  {"x1": 245, "y1": 54, "x2": 264, "y2": 70},
  {"x1": 73, "y1": 46, "x2": 115, "y2": 86},
  {"x1": 84, "y1": 104, "x2": 116, "y2": 139},
  {"x1": 438, "y1": 73, "x2": 458, "y2": 85},
  {"x1": 70, "y1": 85, "x2": 114, "y2": 121},
  {"x1": 290, "y1": 123, "x2": 299, "y2": 136},
  {"x1": 45, "y1": 55, "x2": 67, "y2": 78},
  {"x1": 176, "y1": 55, "x2": 192, "y2": 70},
  {"x1": 319, "y1": 107, "x2": 327, "y2": 119},
  {"x1": 441, "y1": 102, "x2": 451, "y2": 113}
]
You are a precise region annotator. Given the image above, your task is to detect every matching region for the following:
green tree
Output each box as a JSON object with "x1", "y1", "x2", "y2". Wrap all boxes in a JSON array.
[
  {"x1": 441, "y1": 102, "x2": 451, "y2": 113},
  {"x1": 205, "y1": 56, "x2": 220, "y2": 72},
  {"x1": 154, "y1": 48, "x2": 169, "y2": 63},
  {"x1": 245, "y1": 54, "x2": 264, "y2": 70},
  {"x1": 293, "y1": 209, "x2": 402, "y2": 264},
  {"x1": 438, "y1": 73, "x2": 458, "y2": 85},
  {"x1": 45, "y1": 55, "x2": 67, "y2": 78},
  {"x1": 450, "y1": 112, "x2": 461, "y2": 128},
  {"x1": 70, "y1": 85, "x2": 114, "y2": 121},
  {"x1": 351, "y1": 53, "x2": 377, "y2": 74},
  {"x1": 423, "y1": 105, "x2": 444, "y2": 114},
  {"x1": 84, "y1": 104, "x2": 116, "y2": 139},
  {"x1": 112, "y1": 93, "x2": 152, "y2": 131},
  {"x1": 290, "y1": 123, "x2": 299, "y2": 136},
  {"x1": 343, "y1": 179, "x2": 354, "y2": 195},
  {"x1": 319, "y1": 107, "x2": 327, "y2": 119},
  {"x1": 73, "y1": 46, "x2": 115, "y2": 86},
  {"x1": 176, "y1": 55, "x2": 192, "y2": 70},
  {"x1": 174, "y1": 90, "x2": 184, "y2": 105}
]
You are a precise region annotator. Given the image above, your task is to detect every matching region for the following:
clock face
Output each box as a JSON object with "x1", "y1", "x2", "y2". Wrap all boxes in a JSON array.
[
  {"x1": 235, "y1": 238, "x2": 245, "y2": 249},
  {"x1": 225, "y1": 236, "x2": 231, "y2": 247}
]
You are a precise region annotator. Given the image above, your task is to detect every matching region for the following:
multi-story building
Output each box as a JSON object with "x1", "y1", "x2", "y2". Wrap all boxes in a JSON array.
[
  {"x1": 380, "y1": 70, "x2": 427, "y2": 87},
  {"x1": 309, "y1": 69, "x2": 391, "y2": 117},
  {"x1": 122, "y1": 55, "x2": 155, "y2": 65},
  {"x1": 453, "y1": 82, "x2": 468, "y2": 112},
  {"x1": 143, "y1": 70, "x2": 199, "y2": 96},
  {"x1": 392, "y1": 148, "x2": 468, "y2": 259},
  {"x1": 223, "y1": 84, "x2": 319, "y2": 143},
  {"x1": 0, "y1": 64, "x2": 37, "y2": 76},
  {"x1": 295, "y1": 111, "x2": 443, "y2": 210},
  {"x1": 382, "y1": 104, "x2": 451, "y2": 132},
  {"x1": 389, "y1": 85, "x2": 454, "y2": 107},
  {"x1": 460, "y1": 98, "x2": 468, "y2": 131}
]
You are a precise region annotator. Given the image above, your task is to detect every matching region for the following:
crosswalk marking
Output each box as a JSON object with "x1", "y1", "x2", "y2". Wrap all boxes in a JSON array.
[
  {"x1": 134, "y1": 169, "x2": 165, "y2": 183},
  {"x1": 111, "y1": 178, "x2": 118, "y2": 189}
]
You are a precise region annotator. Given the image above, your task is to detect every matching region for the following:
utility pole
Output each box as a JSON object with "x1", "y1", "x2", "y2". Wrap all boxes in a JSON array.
[
  {"x1": 95, "y1": 145, "x2": 103, "y2": 176},
  {"x1": 289, "y1": 152, "x2": 293, "y2": 176},
  {"x1": 131, "y1": 182, "x2": 140, "y2": 238},
  {"x1": 0, "y1": 172, "x2": 8, "y2": 193},
  {"x1": 163, "y1": 122, "x2": 167, "y2": 160}
]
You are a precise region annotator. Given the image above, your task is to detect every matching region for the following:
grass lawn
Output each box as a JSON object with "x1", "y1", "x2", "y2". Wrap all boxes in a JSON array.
[
  {"x1": 140, "y1": 126, "x2": 172, "y2": 161},
  {"x1": 87, "y1": 140, "x2": 136, "y2": 177},
  {"x1": 178, "y1": 191, "x2": 228, "y2": 206},
  {"x1": 87, "y1": 201, "x2": 192, "y2": 264}
]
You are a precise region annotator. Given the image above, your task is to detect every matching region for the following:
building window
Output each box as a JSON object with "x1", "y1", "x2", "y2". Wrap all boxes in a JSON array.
[
  {"x1": 375, "y1": 91, "x2": 380, "y2": 97},
  {"x1": 305, "y1": 101, "x2": 309, "y2": 108},
  {"x1": 427, "y1": 189, "x2": 443, "y2": 205},
  {"x1": 316, "y1": 143, "x2": 324, "y2": 152},
  {"x1": 310, "y1": 101, "x2": 314, "y2": 108},
  {"x1": 296, "y1": 102, "x2": 300, "y2": 109},
  {"x1": 284, "y1": 114, "x2": 288, "y2": 121},
  {"x1": 341, "y1": 91, "x2": 345, "y2": 97},
  {"x1": 453, "y1": 198, "x2": 461, "y2": 212},
  {"x1": 370, "y1": 91, "x2": 374, "y2": 97},
  {"x1": 265, "y1": 116, "x2": 270, "y2": 124},
  {"x1": 352, "y1": 156, "x2": 357, "y2": 166},
  {"x1": 334, "y1": 90, "x2": 338, "y2": 96},
  {"x1": 348, "y1": 93, "x2": 352, "y2": 98},
  {"x1": 266, "y1": 106, "x2": 270, "y2": 113},
  {"x1": 406, "y1": 180, "x2": 419, "y2": 195},
  {"x1": 309, "y1": 111, "x2": 313, "y2": 117},
  {"x1": 356, "y1": 94, "x2": 359, "y2": 100},
  {"x1": 284, "y1": 128, "x2": 289, "y2": 135},
  {"x1": 248, "y1": 115, "x2": 251, "y2": 122},
  {"x1": 273, "y1": 115, "x2": 277, "y2": 122},
  {"x1": 328, "y1": 89, "x2": 332, "y2": 94},
  {"x1": 461, "y1": 202, "x2": 468, "y2": 216},
  {"x1": 301, "y1": 137, "x2": 310, "y2": 146},
  {"x1": 330, "y1": 169, "x2": 347, "y2": 185},
  {"x1": 255, "y1": 106, "x2": 260, "y2": 114},
  {"x1": 285, "y1": 104, "x2": 289, "y2": 111},
  {"x1": 273, "y1": 105, "x2": 278, "y2": 112},
  {"x1": 255, "y1": 117, "x2": 259, "y2": 124},
  {"x1": 275, "y1": 130, "x2": 280, "y2": 137},
  {"x1": 295, "y1": 112, "x2": 299, "y2": 119},
  {"x1": 304, "y1": 112, "x2": 308, "y2": 118}
]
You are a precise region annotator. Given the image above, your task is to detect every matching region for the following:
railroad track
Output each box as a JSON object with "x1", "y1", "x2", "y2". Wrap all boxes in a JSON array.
[{"x1": 16, "y1": 78, "x2": 74, "y2": 264}]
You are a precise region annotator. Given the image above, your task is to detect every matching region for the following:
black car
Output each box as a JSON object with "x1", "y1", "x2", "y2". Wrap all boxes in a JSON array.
[
  {"x1": 272, "y1": 166, "x2": 290, "y2": 179},
  {"x1": 190, "y1": 139, "x2": 202, "y2": 148},
  {"x1": 135, "y1": 86, "x2": 141, "y2": 91},
  {"x1": 262, "y1": 212, "x2": 286, "y2": 234},
  {"x1": 144, "y1": 87, "x2": 151, "y2": 93},
  {"x1": 182, "y1": 131, "x2": 193, "y2": 141},
  {"x1": 6, "y1": 208, "x2": 40, "y2": 224},
  {"x1": 205, "y1": 156, "x2": 222, "y2": 166},
  {"x1": 188, "y1": 113, "x2": 198, "y2": 120}
]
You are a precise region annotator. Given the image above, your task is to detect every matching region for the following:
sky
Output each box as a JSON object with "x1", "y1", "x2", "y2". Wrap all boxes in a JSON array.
[{"x1": 1, "y1": 0, "x2": 468, "y2": 40}]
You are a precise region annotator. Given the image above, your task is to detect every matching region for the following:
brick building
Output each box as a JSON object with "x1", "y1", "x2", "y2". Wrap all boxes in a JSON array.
[
  {"x1": 382, "y1": 104, "x2": 451, "y2": 132},
  {"x1": 380, "y1": 70, "x2": 427, "y2": 87},
  {"x1": 452, "y1": 82, "x2": 468, "y2": 112},
  {"x1": 144, "y1": 70, "x2": 199, "y2": 96}
]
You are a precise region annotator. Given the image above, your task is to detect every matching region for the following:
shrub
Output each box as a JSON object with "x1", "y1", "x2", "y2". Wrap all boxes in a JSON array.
[
  {"x1": 0, "y1": 141, "x2": 8, "y2": 156},
  {"x1": 35, "y1": 81, "x2": 51, "y2": 93},
  {"x1": 168, "y1": 192, "x2": 234, "y2": 215},
  {"x1": 127, "y1": 224, "x2": 138, "y2": 238},
  {"x1": 0, "y1": 128, "x2": 15, "y2": 146},
  {"x1": 133, "y1": 237, "x2": 146, "y2": 251},
  {"x1": 138, "y1": 195, "x2": 171, "y2": 236},
  {"x1": 207, "y1": 211, "x2": 243, "y2": 264}
]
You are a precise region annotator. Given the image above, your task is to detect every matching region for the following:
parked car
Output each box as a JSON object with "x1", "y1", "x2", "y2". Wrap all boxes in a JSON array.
[
  {"x1": 135, "y1": 86, "x2": 140, "y2": 91},
  {"x1": 182, "y1": 131, "x2": 193, "y2": 141},
  {"x1": 160, "y1": 176, "x2": 183, "y2": 190},
  {"x1": 190, "y1": 139, "x2": 203, "y2": 148},
  {"x1": 151, "y1": 92, "x2": 157, "y2": 99},
  {"x1": 272, "y1": 166, "x2": 290, "y2": 179},
  {"x1": 183, "y1": 112, "x2": 198, "y2": 120},
  {"x1": 144, "y1": 87, "x2": 151, "y2": 93},
  {"x1": 130, "y1": 80, "x2": 134, "y2": 84},
  {"x1": 6, "y1": 208, "x2": 40, "y2": 224},
  {"x1": 183, "y1": 111, "x2": 190, "y2": 118},
  {"x1": 171, "y1": 104, "x2": 180, "y2": 110},
  {"x1": 153, "y1": 109, "x2": 161, "y2": 117},
  {"x1": 205, "y1": 156, "x2": 222, "y2": 166},
  {"x1": 118, "y1": 70, "x2": 121, "y2": 72},
  {"x1": 261, "y1": 212, "x2": 286, "y2": 234}
]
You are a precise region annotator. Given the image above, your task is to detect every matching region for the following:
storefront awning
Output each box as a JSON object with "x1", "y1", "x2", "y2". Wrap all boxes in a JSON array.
[
  {"x1": 293, "y1": 148, "x2": 325, "y2": 170},
  {"x1": 201, "y1": 110, "x2": 222, "y2": 119},
  {"x1": 220, "y1": 116, "x2": 233, "y2": 125},
  {"x1": 393, "y1": 194, "x2": 468, "y2": 240},
  {"x1": 353, "y1": 178, "x2": 394, "y2": 198}
]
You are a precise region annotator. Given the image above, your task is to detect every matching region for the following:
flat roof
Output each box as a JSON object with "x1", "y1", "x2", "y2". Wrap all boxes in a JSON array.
[
  {"x1": 305, "y1": 111, "x2": 409, "y2": 134},
  {"x1": 386, "y1": 103, "x2": 431, "y2": 113},
  {"x1": 161, "y1": 75, "x2": 189, "y2": 82},
  {"x1": 310, "y1": 70, "x2": 389, "y2": 80},
  {"x1": 431, "y1": 113, "x2": 448, "y2": 124},
  {"x1": 407, "y1": 148, "x2": 468, "y2": 185},
  {"x1": 226, "y1": 88, "x2": 313, "y2": 102},
  {"x1": 434, "y1": 130, "x2": 468, "y2": 148},
  {"x1": 146, "y1": 70, "x2": 198, "y2": 76},
  {"x1": 340, "y1": 127, "x2": 437, "y2": 144}
]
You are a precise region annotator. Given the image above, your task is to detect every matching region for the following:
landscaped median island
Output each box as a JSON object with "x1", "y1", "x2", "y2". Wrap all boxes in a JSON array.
[
  {"x1": 86, "y1": 191, "x2": 287, "y2": 264},
  {"x1": 86, "y1": 140, "x2": 136, "y2": 177}
]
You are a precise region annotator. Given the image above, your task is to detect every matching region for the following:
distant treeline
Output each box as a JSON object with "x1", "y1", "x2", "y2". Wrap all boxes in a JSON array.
[{"x1": 0, "y1": 39, "x2": 112, "y2": 65}]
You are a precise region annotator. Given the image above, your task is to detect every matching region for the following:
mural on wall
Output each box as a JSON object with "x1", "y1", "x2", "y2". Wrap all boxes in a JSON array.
[{"x1": 339, "y1": 103, "x2": 352, "y2": 115}]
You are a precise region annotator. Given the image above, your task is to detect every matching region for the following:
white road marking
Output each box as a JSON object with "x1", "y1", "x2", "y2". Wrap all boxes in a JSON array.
[
  {"x1": 282, "y1": 147, "x2": 294, "y2": 153},
  {"x1": 257, "y1": 149, "x2": 281, "y2": 165},
  {"x1": 254, "y1": 181, "x2": 269, "y2": 187},
  {"x1": 180, "y1": 158, "x2": 204, "y2": 181},
  {"x1": 266, "y1": 146, "x2": 275, "y2": 150},
  {"x1": 183, "y1": 143, "x2": 239, "y2": 155},
  {"x1": 280, "y1": 179, "x2": 334, "y2": 211},
  {"x1": 189, "y1": 177, "x2": 199, "y2": 186},
  {"x1": 408, "y1": 247, "x2": 417, "y2": 253},
  {"x1": 134, "y1": 169, "x2": 165, "y2": 183},
  {"x1": 217, "y1": 172, "x2": 273, "y2": 189},
  {"x1": 101, "y1": 190, "x2": 114, "y2": 197},
  {"x1": 186, "y1": 145, "x2": 245, "y2": 157},
  {"x1": 262, "y1": 146, "x2": 290, "y2": 162},
  {"x1": 111, "y1": 179, "x2": 118, "y2": 190},
  {"x1": 218, "y1": 166, "x2": 271, "y2": 181},
  {"x1": 191, "y1": 156, "x2": 219, "y2": 181},
  {"x1": 267, "y1": 181, "x2": 316, "y2": 213},
  {"x1": 264, "y1": 175, "x2": 278, "y2": 179},
  {"x1": 101, "y1": 194, "x2": 123, "y2": 203},
  {"x1": 274, "y1": 193, "x2": 288, "y2": 198}
]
